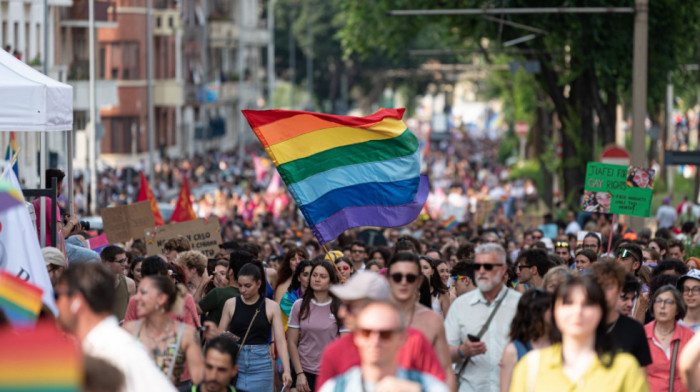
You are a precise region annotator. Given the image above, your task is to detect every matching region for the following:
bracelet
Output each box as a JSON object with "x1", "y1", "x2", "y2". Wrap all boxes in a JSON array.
[
  {"x1": 457, "y1": 349, "x2": 466, "y2": 358},
  {"x1": 297, "y1": 371, "x2": 304, "y2": 376}
]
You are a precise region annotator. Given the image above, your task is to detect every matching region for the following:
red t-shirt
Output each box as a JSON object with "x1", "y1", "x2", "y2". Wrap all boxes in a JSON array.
[{"x1": 315, "y1": 327, "x2": 446, "y2": 390}]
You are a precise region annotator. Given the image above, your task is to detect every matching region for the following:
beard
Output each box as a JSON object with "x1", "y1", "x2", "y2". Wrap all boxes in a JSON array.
[{"x1": 476, "y1": 274, "x2": 501, "y2": 293}]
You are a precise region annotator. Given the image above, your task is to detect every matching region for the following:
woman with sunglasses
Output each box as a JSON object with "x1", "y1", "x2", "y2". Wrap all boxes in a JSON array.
[
  {"x1": 334, "y1": 257, "x2": 354, "y2": 283},
  {"x1": 419, "y1": 256, "x2": 450, "y2": 318},
  {"x1": 217, "y1": 261, "x2": 293, "y2": 391},
  {"x1": 644, "y1": 285, "x2": 694, "y2": 392},
  {"x1": 499, "y1": 289, "x2": 554, "y2": 392},
  {"x1": 274, "y1": 247, "x2": 309, "y2": 303},
  {"x1": 509, "y1": 275, "x2": 648, "y2": 392},
  {"x1": 288, "y1": 262, "x2": 347, "y2": 392}
]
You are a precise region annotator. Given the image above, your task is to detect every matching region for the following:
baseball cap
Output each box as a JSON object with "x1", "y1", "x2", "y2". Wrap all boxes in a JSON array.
[
  {"x1": 42, "y1": 247, "x2": 67, "y2": 268},
  {"x1": 678, "y1": 269, "x2": 700, "y2": 289},
  {"x1": 330, "y1": 270, "x2": 391, "y2": 302}
]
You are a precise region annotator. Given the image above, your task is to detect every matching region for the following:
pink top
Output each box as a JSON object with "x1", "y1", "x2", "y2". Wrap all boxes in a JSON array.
[
  {"x1": 644, "y1": 320, "x2": 694, "y2": 392},
  {"x1": 316, "y1": 327, "x2": 446, "y2": 390},
  {"x1": 32, "y1": 197, "x2": 61, "y2": 246}
]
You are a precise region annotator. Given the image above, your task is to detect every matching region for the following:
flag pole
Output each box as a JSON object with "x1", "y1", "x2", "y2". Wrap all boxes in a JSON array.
[
  {"x1": 607, "y1": 214, "x2": 616, "y2": 255},
  {"x1": 8, "y1": 147, "x2": 20, "y2": 168}
]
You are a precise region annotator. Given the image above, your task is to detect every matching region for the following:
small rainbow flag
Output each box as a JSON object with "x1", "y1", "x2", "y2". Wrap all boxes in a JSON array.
[
  {"x1": 0, "y1": 270, "x2": 44, "y2": 329},
  {"x1": 4, "y1": 131, "x2": 18, "y2": 177},
  {"x1": 243, "y1": 108, "x2": 429, "y2": 244},
  {"x1": 0, "y1": 321, "x2": 82, "y2": 391},
  {"x1": 442, "y1": 216, "x2": 458, "y2": 231}
]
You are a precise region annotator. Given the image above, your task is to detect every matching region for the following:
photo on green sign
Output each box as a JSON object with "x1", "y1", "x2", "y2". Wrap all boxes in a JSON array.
[
  {"x1": 626, "y1": 167, "x2": 655, "y2": 189},
  {"x1": 583, "y1": 191, "x2": 612, "y2": 213}
]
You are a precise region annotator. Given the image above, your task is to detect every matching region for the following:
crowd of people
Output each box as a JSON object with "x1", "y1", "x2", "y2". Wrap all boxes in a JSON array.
[
  {"x1": 7, "y1": 121, "x2": 700, "y2": 391},
  {"x1": 15, "y1": 201, "x2": 700, "y2": 392}
]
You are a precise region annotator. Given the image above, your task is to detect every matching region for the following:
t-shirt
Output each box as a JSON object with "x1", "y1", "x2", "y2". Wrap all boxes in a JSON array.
[
  {"x1": 607, "y1": 314, "x2": 652, "y2": 367},
  {"x1": 656, "y1": 205, "x2": 678, "y2": 229},
  {"x1": 316, "y1": 327, "x2": 445, "y2": 390},
  {"x1": 288, "y1": 298, "x2": 348, "y2": 374},
  {"x1": 319, "y1": 366, "x2": 448, "y2": 392},
  {"x1": 198, "y1": 286, "x2": 240, "y2": 325},
  {"x1": 510, "y1": 344, "x2": 649, "y2": 392}
]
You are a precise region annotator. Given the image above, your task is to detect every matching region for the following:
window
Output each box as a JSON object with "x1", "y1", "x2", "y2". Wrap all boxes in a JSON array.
[{"x1": 106, "y1": 42, "x2": 140, "y2": 80}]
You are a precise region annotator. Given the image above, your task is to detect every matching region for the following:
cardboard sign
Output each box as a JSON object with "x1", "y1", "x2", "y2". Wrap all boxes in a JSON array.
[
  {"x1": 100, "y1": 201, "x2": 155, "y2": 244},
  {"x1": 582, "y1": 163, "x2": 654, "y2": 217},
  {"x1": 145, "y1": 219, "x2": 222, "y2": 258}
]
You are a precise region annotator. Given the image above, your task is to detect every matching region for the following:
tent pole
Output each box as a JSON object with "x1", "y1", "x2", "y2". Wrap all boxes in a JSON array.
[
  {"x1": 40, "y1": 133, "x2": 46, "y2": 248},
  {"x1": 67, "y1": 129, "x2": 73, "y2": 216}
]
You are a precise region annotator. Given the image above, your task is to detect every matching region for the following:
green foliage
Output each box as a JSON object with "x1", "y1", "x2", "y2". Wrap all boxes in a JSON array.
[{"x1": 498, "y1": 130, "x2": 519, "y2": 163}]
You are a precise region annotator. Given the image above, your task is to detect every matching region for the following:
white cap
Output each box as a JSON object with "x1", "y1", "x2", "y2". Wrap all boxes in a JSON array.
[{"x1": 330, "y1": 270, "x2": 391, "y2": 301}]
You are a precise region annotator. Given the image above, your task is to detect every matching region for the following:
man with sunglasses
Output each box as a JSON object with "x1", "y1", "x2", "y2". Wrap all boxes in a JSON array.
[
  {"x1": 553, "y1": 240, "x2": 572, "y2": 266},
  {"x1": 450, "y1": 261, "x2": 476, "y2": 298},
  {"x1": 444, "y1": 243, "x2": 520, "y2": 392},
  {"x1": 349, "y1": 240, "x2": 368, "y2": 271},
  {"x1": 513, "y1": 249, "x2": 551, "y2": 294},
  {"x1": 317, "y1": 271, "x2": 447, "y2": 390},
  {"x1": 386, "y1": 252, "x2": 456, "y2": 391},
  {"x1": 615, "y1": 243, "x2": 643, "y2": 277},
  {"x1": 319, "y1": 301, "x2": 448, "y2": 392},
  {"x1": 101, "y1": 245, "x2": 135, "y2": 322}
]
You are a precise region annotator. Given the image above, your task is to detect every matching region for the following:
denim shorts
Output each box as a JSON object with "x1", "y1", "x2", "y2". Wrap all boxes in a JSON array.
[{"x1": 236, "y1": 344, "x2": 273, "y2": 392}]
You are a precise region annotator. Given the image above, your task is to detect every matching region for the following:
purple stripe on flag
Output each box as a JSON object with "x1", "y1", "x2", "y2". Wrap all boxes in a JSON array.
[{"x1": 311, "y1": 175, "x2": 429, "y2": 244}]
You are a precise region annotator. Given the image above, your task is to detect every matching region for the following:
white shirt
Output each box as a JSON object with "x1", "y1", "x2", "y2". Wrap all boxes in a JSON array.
[
  {"x1": 82, "y1": 316, "x2": 177, "y2": 392},
  {"x1": 444, "y1": 285, "x2": 521, "y2": 392},
  {"x1": 565, "y1": 221, "x2": 581, "y2": 235}
]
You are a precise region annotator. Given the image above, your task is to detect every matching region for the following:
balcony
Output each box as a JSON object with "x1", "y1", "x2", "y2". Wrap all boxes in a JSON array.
[
  {"x1": 60, "y1": 0, "x2": 118, "y2": 28},
  {"x1": 154, "y1": 9, "x2": 180, "y2": 36},
  {"x1": 154, "y1": 79, "x2": 184, "y2": 107},
  {"x1": 208, "y1": 21, "x2": 269, "y2": 48}
]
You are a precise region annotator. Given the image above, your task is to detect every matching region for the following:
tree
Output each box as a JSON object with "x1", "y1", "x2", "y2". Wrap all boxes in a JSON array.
[{"x1": 338, "y1": 0, "x2": 700, "y2": 200}]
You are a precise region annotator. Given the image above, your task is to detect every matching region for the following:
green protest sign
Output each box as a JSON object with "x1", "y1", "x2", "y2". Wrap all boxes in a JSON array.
[{"x1": 582, "y1": 162, "x2": 654, "y2": 217}]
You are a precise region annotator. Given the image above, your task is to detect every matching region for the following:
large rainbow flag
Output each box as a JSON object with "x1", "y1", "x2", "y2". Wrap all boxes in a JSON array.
[
  {"x1": 243, "y1": 108, "x2": 428, "y2": 244},
  {"x1": 0, "y1": 321, "x2": 82, "y2": 391}
]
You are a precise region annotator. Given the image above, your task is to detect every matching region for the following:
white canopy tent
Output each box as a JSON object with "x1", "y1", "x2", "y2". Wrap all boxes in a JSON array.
[
  {"x1": 0, "y1": 49, "x2": 73, "y2": 132},
  {"x1": 0, "y1": 48, "x2": 74, "y2": 247}
]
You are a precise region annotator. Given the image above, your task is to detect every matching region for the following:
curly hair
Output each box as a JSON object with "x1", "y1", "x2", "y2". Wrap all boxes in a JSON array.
[
  {"x1": 509, "y1": 289, "x2": 554, "y2": 343},
  {"x1": 175, "y1": 250, "x2": 208, "y2": 277}
]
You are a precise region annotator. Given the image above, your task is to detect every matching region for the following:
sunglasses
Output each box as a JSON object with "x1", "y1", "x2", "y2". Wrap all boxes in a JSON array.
[
  {"x1": 390, "y1": 273, "x2": 419, "y2": 284},
  {"x1": 516, "y1": 264, "x2": 531, "y2": 271},
  {"x1": 53, "y1": 289, "x2": 72, "y2": 301},
  {"x1": 338, "y1": 265, "x2": 351, "y2": 272},
  {"x1": 113, "y1": 257, "x2": 128, "y2": 264},
  {"x1": 617, "y1": 248, "x2": 637, "y2": 261},
  {"x1": 356, "y1": 328, "x2": 400, "y2": 340},
  {"x1": 452, "y1": 275, "x2": 469, "y2": 281},
  {"x1": 555, "y1": 242, "x2": 569, "y2": 248},
  {"x1": 474, "y1": 263, "x2": 502, "y2": 271}
]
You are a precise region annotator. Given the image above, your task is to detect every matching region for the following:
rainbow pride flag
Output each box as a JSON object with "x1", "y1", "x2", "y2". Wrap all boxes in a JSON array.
[
  {"x1": 0, "y1": 270, "x2": 44, "y2": 328},
  {"x1": 4, "y1": 131, "x2": 17, "y2": 177},
  {"x1": 0, "y1": 321, "x2": 82, "y2": 391},
  {"x1": 442, "y1": 216, "x2": 458, "y2": 231},
  {"x1": 243, "y1": 108, "x2": 428, "y2": 244}
]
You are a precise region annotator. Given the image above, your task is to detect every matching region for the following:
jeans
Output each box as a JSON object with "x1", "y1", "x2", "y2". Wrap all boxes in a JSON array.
[{"x1": 236, "y1": 344, "x2": 273, "y2": 392}]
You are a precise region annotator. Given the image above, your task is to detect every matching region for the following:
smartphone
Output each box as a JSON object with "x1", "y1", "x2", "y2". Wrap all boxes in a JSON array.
[{"x1": 467, "y1": 334, "x2": 480, "y2": 343}]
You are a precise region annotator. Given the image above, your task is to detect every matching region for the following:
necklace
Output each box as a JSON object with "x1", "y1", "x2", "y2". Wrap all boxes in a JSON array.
[
  {"x1": 144, "y1": 318, "x2": 172, "y2": 343},
  {"x1": 606, "y1": 317, "x2": 619, "y2": 334},
  {"x1": 655, "y1": 324, "x2": 675, "y2": 337}
]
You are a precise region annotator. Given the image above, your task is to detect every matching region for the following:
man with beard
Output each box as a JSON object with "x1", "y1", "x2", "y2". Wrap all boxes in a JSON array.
[
  {"x1": 192, "y1": 336, "x2": 244, "y2": 392},
  {"x1": 444, "y1": 243, "x2": 521, "y2": 392}
]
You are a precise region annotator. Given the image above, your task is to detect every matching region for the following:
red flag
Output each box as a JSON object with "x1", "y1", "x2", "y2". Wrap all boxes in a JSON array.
[
  {"x1": 170, "y1": 175, "x2": 196, "y2": 222},
  {"x1": 136, "y1": 171, "x2": 165, "y2": 226}
]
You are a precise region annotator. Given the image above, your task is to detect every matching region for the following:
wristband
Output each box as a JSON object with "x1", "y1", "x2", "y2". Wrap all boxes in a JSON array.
[{"x1": 458, "y1": 349, "x2": 466, "y2": 358}]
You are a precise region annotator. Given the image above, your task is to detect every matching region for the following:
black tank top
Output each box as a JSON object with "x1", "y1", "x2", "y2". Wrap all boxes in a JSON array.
[{"x1": 227, "y1": 296, "x2": 270, "y2": 345}]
